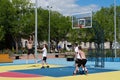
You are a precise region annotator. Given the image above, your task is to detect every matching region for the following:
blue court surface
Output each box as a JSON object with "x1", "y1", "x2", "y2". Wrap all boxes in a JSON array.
[
  {"x1": 10, "y1": 66, "x2": 118, "y2": 77},
  {"x1": 0, "y1": 57, "x2": 120, "y2": 78},
  {"x1": 0, "y1": 58, "x2": 120, "y2": 70}
]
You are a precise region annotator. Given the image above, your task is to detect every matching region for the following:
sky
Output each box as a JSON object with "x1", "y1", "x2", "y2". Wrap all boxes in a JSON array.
[{"x1": 31, "y1": 0, "x2": 120, "y2": 16}]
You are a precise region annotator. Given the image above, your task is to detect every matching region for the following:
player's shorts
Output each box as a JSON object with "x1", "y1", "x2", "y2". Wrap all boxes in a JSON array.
[
  {"x1": 75, "y1": 59, "x2": 82, "y2": 67},
  {"x1": 28, "y1": 48, "x2": 34, "y2": 55},
  {"x1": 43, "y1": 57, "x2": 47, "y2": 62},
  {"x1": 81, "y1": 59, "x2": 87, "y2": 67}
]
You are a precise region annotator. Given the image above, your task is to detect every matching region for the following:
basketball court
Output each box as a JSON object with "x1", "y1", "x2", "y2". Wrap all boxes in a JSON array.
[{"x1": 0, "y1": 57, "x2": 120, "y2": 80}]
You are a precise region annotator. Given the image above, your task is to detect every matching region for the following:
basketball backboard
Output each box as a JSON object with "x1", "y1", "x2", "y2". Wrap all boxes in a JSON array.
[{"x1": 72, "y1": 12, "x2": 92, "y2": 29}]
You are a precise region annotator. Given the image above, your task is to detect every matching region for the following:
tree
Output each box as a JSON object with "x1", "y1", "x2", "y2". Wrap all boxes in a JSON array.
[
  {"x1": 0, "y1": 0, "x2": 15, "y2": 49},
  {"x1": 10, "y1": 0, "x2": 35, "y2": 53},
  {"x1": 0, "y1": 26, "x2": 5, "y2": 41}
]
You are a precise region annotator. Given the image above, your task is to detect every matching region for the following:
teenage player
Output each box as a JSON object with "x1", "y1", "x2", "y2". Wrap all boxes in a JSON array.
[{"x1": 38, "y1": 44, "x2": 49, "y2": 68}]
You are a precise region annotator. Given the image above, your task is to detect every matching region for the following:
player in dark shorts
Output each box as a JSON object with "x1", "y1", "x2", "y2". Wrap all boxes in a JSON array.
[
  {"x1": 78, "y1": 46, "x2": 88, "y2": 74},
  {"x1": 28, "y1": 48, "x2": 34, "y2": 55},
  {"x1": 73, "y1": 43, "x2": 82, "y2": 75},
  {"x1": 81, "y1": 59, "x2": 87, "y2": 68},
  {"x1": 26, "y1": 38, "x2": 36, "y2": 64},
  {"x1": 75, "y1": 59, "x2": 82, "y2": 67},
  {"x1": 38, "y1": 44, "x2": 49, "y2": 68}
]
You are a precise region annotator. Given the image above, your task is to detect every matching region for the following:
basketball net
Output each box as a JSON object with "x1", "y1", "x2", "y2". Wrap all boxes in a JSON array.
[{"x1": 79, "y1": 24, "x2": 84, "y2": 28}]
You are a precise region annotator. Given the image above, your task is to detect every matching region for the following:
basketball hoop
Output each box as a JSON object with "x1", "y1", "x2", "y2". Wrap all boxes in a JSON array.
[{"x1": 72, "y1": 12, "x2": 92, "y2": 29}]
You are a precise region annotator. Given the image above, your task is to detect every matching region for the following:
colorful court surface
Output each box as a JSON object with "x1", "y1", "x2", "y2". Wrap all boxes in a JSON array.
[{"x1": 0, "y1": 58, "x2": 120, "y2": 80}]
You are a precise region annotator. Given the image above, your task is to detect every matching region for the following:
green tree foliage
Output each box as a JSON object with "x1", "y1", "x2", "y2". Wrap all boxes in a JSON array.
[
  {"x1": 0, "y1": 0, "x2": 15, "y2": 49},
  {"x1": 93, "y1": 7, "x2": 114, "y2": 42},
  {"x1": 50, "y1": 12, "x2": 71, "y2": 42},
  {"x1": 37, "y1": 8, "x2": 71, "y2": 42},
  {"x1": 0, "y1": 0, "x2": 14, "y2": 28},
  {"x1": 0, "y1": 26, "x2": 5, "y2": 40},
  {"x1": 10, "y1": 0, "x2": 34, "y2": 37},
  {"x1": 37, "y1": 8, "x2": 49, "y2": 41},
  {"x1": 93, "y1": 6, "x2": 120, "y2": 43}
]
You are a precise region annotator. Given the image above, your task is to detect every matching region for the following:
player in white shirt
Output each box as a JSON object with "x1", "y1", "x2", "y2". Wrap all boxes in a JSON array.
[
  {"x1": 73, "y1": 43, "x2": 82, "y2": 75},
  {"x1": 38, "y1": 44, "x2": 49, "y2": 68}
]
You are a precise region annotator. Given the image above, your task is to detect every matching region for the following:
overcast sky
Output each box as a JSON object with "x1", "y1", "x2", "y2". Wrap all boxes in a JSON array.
[{"x1": 30, "y1": 0, "x2": 120, "y2": 16}]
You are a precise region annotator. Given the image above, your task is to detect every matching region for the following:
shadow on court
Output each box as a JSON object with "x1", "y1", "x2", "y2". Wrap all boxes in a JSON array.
[{"x1": 10, "y1": 66, "x2": 118, "y2": 77}]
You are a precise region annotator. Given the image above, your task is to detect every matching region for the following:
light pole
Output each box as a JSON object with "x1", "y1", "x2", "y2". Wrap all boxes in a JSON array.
[
  {"x1": 48, "y1": 6, "x2": 52, "y2": 53},
  {"x1": 118, "y1": 14, "x2": 120, "y2": 51},
  {"x1": 35, "y1": 0, "x2": 38, "y2": 60},
  {"x1": 114, "y1": 0, "x2": 117, "y2": 58}
]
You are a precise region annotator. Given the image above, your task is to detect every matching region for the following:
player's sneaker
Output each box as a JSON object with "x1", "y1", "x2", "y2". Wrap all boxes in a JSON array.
[
  {"x1": 46, "y1": 66, "x2": 49, "y2": 68},
  {"x1": 85, "y1": 70, "x2": 88, "y2": 75},
  {"x1": 41, "y1": 66, "x2": 45, "y2": 68},
  {"x1": 73, "y1": 72, "x2": 76, "y2": 75}
]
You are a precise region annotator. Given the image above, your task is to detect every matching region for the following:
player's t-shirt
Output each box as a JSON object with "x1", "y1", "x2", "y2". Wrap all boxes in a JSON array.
[
  {"x1": 74, "y1": 46, "x2": 81, "y2": 59},
  {"x1": 42, "y1": 47, "x2": 47, "y2": 57},
  {"x1": 74, "y1": 46, "x2": 78, "y2": 53},
  {"x1": 76, "y1": 51, "x2": 81, "y2": 59}
]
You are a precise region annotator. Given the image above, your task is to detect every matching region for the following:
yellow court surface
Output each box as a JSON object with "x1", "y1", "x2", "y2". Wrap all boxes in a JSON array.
[{"x1": 0, "y1": 63, "x2": 120, "y2": 80}]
